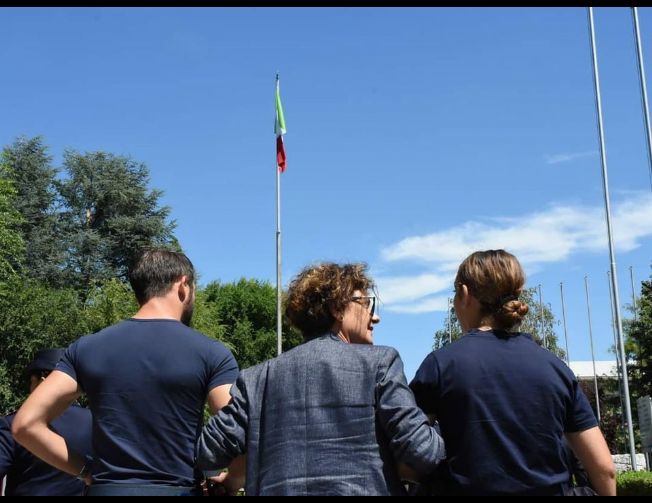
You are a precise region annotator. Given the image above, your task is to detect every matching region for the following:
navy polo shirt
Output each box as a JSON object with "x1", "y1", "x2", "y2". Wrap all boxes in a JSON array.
[
  {"x1": 56, "y1": 318, "x2": 239, "y2": 487},
  {"x1": 1, "y1": 404, "x2": 92, "y2": 496},
  {"x1": 410, "y1": 329, "x2": 597, "y2": 495}
]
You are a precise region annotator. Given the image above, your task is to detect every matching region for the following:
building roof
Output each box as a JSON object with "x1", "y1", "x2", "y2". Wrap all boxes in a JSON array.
[{"x1": 568, "y1": 360, "x2": 618, "y2": 380}]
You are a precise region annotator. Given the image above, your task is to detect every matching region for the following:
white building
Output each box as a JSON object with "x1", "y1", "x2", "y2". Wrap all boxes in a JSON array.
[{"x1": 568, "y1": 360, "x2": 619, "y2": 380}]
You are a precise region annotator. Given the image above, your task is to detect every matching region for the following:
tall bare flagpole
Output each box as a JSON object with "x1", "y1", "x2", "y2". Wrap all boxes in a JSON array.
[
  {"x1": 447, "y1": 298, "x2": 452, "y2": 344},
  {"x1": 608, "y1": 270, "x2": 626, "y2": 432},
  {"x1": 559, "y1": 282, "x2": 570, "y2": 364},
  {"x1": 587, "y1": 7, "x2": 637, "y2": 468},
  {"x1": 275, "y1": 74, "x2": 287, "y2": 356},
  {"x1": 584, "y1": 275, "x2": 601, "y2": 423},
  {"x1": 538, "y1": 284, "x2": 547, "y2": 349},
  {"x1": 630, "y1": 266, "x2": 638, "y2": 321},
  {"x1": 632, "y1": 7, "x2": 652, "y2": 191}
]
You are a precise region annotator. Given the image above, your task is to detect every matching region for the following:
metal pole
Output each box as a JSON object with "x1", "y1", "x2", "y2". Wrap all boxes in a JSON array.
[
  {"x1": 559, "y1": 282, "x2": 570, "y2": 364},
  {"x1": 539, "y1": 285, "x2": 545, "y2": 348},
  {"x1": 447, "y1": 297, "x2": 452, "y2": 344},
  {"x1": 608, "y1": 270, "x2": 626, "y2": 432},
  {"x1": 588, "y1": 7, "x2": 637, "y2": 469},
  {"x1": 630, "y1": 266, "x2": 638, "y2": 321},
  {"x1": 584, "y1": 275, "x2": 601, "y2": 422},
  {"x1": 275, "y1": 76, "x2": 283, "y2": 357},
  {"x1": 632, "y1": 7, "x2": 652, "y2": 191}
]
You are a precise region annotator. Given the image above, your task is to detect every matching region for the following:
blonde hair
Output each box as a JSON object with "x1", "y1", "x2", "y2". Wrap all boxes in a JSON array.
[
  {"x1": 285, "y1": 263, "x2": 374, "y2": 338},
  {"x1": 456, "y1": 249, "x2": 529, "y2": 331}
]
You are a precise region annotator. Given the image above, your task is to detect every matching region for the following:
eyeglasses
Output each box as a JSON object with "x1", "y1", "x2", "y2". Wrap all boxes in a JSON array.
[{"x1": 351, "y1": 295, "x2": 376, "y2": 317}]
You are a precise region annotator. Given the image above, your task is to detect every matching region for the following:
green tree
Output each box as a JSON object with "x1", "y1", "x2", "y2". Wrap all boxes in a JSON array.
[
  {"x1": 58, "y1": 150, "x2": 178, "y2": 294},
  {"x1": 433, "y1": 287, "x2": 565, "y2": 359},
  {"x1": 0, "y1": 173, "x2": 24, "y2": 280},
  {"x1": 1, "y1": 137, "x2": 63, "y2": 285},
  {"x1": 626, "y1": 267, "x2": 652, "y2": 399},
  {"x1": 84, "y1": 278, "x2": 139, "y2": 333},
  {"x1": 196, "y1": 279, "x2": 302, "y2": 369},
  {"x1": 0, "y1": 277, "x2": 87, "y2": 414}
]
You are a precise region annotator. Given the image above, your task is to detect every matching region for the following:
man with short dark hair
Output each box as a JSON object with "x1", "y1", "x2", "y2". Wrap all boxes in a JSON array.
[
  {"x1": 0, "y1": 349, "x2": 92, "y2": 496},
  {"x1": 12, "y1": 249, "x2": 239, "y2": 496}
]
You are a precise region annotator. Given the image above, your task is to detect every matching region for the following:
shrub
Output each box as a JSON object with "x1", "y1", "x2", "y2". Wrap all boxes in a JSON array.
[{"x1": 617, "y1": 470, "x2": 652, "y2": 496}]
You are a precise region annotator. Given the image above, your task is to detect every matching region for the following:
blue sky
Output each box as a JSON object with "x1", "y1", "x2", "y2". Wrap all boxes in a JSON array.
[{"x1": 2, "y1": 7, "x2": 651, "y2": 379}]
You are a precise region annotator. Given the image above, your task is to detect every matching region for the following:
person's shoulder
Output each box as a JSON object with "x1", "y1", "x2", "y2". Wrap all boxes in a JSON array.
[{"x1": 350, "y1": 343, "x2": 401, "y2": 362}]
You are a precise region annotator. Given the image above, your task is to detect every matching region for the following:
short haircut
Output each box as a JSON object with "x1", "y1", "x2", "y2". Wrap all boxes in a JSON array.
[
  {"x1": 128, "y1": 249, "x2": 195, "y2": 305},
  {"x1": 285, "y1": 262, "x2": 374, "y2": 339}
]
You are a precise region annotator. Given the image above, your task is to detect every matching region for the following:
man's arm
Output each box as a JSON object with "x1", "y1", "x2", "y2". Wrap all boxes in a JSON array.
[
  {"x1": 206, "y1": 382, "x2": 246, "y2": 494},
  {"x1": 566, "y1": 427, "x2": 616, "y2": 496},
  {"x1": 11, "y1": 371, "x2": 87, "y2": 480},
  {"x1": 207, "y1": 383, "x2": 233, "y2": 415}
]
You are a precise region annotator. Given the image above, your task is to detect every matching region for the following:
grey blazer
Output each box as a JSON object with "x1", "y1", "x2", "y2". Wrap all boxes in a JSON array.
[{"x1": 196, "y1": 334, "x2": 445, "y2": 496}]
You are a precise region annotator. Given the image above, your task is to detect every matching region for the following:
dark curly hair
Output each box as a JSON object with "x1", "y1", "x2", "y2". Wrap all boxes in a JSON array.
[{"x1": 285, "y1": 263, "x2": 375, "y2": 338}]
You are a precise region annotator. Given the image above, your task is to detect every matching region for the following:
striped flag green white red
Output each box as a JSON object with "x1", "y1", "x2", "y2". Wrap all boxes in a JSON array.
[{"x1": 275, "y1": 76, "x2": 287, "y2": 173}]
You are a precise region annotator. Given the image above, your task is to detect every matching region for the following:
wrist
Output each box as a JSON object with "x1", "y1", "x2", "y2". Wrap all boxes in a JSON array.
[{"x1": 75, "y1": 457, "x2": 92, "y2": 481}]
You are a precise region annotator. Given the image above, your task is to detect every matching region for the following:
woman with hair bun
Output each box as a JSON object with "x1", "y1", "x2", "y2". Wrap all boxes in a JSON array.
[{"x1": 410, "y1": 250, "x2": 615, "y2": 496}]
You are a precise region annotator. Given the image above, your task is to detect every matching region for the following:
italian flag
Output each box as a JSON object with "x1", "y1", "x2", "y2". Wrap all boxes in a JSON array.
[{"x1": 275, "y1": 77, "x2": 287, "y2": 173}]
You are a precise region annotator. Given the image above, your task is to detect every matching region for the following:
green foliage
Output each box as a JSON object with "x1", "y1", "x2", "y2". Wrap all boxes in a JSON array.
[
  {"x1": 58, "y1": 149, "x2": 178, "y2": 294},
  {"x1": 617, "y1": 471, "x2": 652, "y2": 496},
  {"x1": 1, "y1": 137, "x2": 63, "y2": 286},
  {"x1": 197, "y1": 279, "x2": 302, "y2": 369},
  {"x1": 433, "y1": 287, "x2": 565, "y2": 359},
  {"x1": 0, "y1": 174, "x2": 24, "y2": 279},
  {"x1": 626, "y1": 268, "x2": 652, "y2": 400},
  {"x1": 0, "y1": 277, "x2": 87, "y2": 414},
  {"x1": 84, "y1": 278, "x2": 139, "y2": 333}
]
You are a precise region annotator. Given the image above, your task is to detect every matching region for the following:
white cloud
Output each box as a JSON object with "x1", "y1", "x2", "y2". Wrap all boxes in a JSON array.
[
  {"x1": 545, "y1": 150, "x2": 597, "y2": 165},
  {"x1": 377, "y1": 193, "x2": 652, "y2": 313},
  {"x1": 385, "y1": 295, "x2": 451, "y2": 314},
  {"x1": 376, "y1": 273, "x2": 452, "y2": 304}
]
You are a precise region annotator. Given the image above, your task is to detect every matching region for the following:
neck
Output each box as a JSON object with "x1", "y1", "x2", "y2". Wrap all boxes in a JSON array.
[{"x1": 132, "y1": 297, "x2": 181, "y2": 321}]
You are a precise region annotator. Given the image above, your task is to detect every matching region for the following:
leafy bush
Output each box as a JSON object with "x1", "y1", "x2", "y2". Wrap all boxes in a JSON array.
[{"x1": 617, "y1": 470, "x2": 652, "y2": 496}]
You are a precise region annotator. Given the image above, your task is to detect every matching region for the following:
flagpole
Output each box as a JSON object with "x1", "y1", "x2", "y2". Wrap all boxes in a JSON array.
[
  {"x1": 559, "y1": 282, "x2": 570, "y2": 364},
  {"x1": 608, "y1": 270, "x2": 627, "y2": 434},
  {"x1": 276, "y1": 147, "x2": 282, "y2": 356},
  {"x1": 588, "y1": 7, "x2": 637, "y2": 469},
  {"x1": 584, "y1": 275, "x2": 601, "y2": 423},
  {"x1": 538, "y1": 284, "x2": 546, "y2": 349},
  {"x1": 447, "y1": 298, "x2": 452, "y2": 344},
  {"x1": 275, "y1": 73, "x2": 283, "y2": 357},
  {"x1": 631, "y1": 7, "x2": 652, "y2": 191}
]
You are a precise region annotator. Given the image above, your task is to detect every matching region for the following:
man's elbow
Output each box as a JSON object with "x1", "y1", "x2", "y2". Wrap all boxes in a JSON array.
[{"x1": 11, "y1": 411, "x2": 32, "y2": 446}]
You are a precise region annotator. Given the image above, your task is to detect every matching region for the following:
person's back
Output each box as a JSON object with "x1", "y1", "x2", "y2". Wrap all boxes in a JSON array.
[
  {"x1": 410, "y1": 249, "x2": 615, "y2": 496},
  {"x1": 197, "y1": 263, "x2": 445, "y2": 496},
  {"x1": 242, "y1": 336, "x2": 428, "y2": 495},
  {"x1": 12, "y1": 250, "x2": 239, "y2": 496},
  {"x1": 1, "y1": 405, "x2": 91, "y2": 496},
  {"x1": 0, "y1": 349, "x2": 92, "y2": 496},
  {"x1": 57, "y1": 318, "x2": 237, "y2": 487},
  {"x1": 412, "y1": 330, "x2": 594, "y2": 495}
]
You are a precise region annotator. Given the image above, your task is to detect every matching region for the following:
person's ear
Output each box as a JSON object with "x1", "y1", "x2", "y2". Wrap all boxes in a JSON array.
[
  {"x1": 177, "y1": 275, "x2": 189, "y2": 302},
  {"x1": 329, "y1": 304, "x2": 343, "y2": 322},
  {"x1": 460, "y1": 284, "x2": 472, "y2": 307}
]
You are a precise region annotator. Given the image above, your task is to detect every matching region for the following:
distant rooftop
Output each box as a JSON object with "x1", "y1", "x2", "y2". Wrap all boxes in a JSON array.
[{"x1": 568, "y1": 360, "x2": 618, "y2": 379}]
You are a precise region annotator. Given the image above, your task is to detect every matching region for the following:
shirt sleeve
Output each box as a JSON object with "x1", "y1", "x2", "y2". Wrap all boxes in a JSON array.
[
  {"x1": 0, "y1": 415, "x2": 15, "y2": 478},
  {"x1": 375, "y1": 348, "x2": 446, "y2": 473},
  {"x1": 565, "y1": 377, "x2": 599, "y2": 433},
  {"x1": 55, "y1": 339, "x2": 81, "y2": 385},
  {"x1": 196, "y1": 372, "x2": 248, "y2": 471},
  {"x1": 409, "y1": 351, "x2": 441, "y2": 416},
  {"x1": 207, "y1": 342, "x2": 239, "y2": 391}
]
